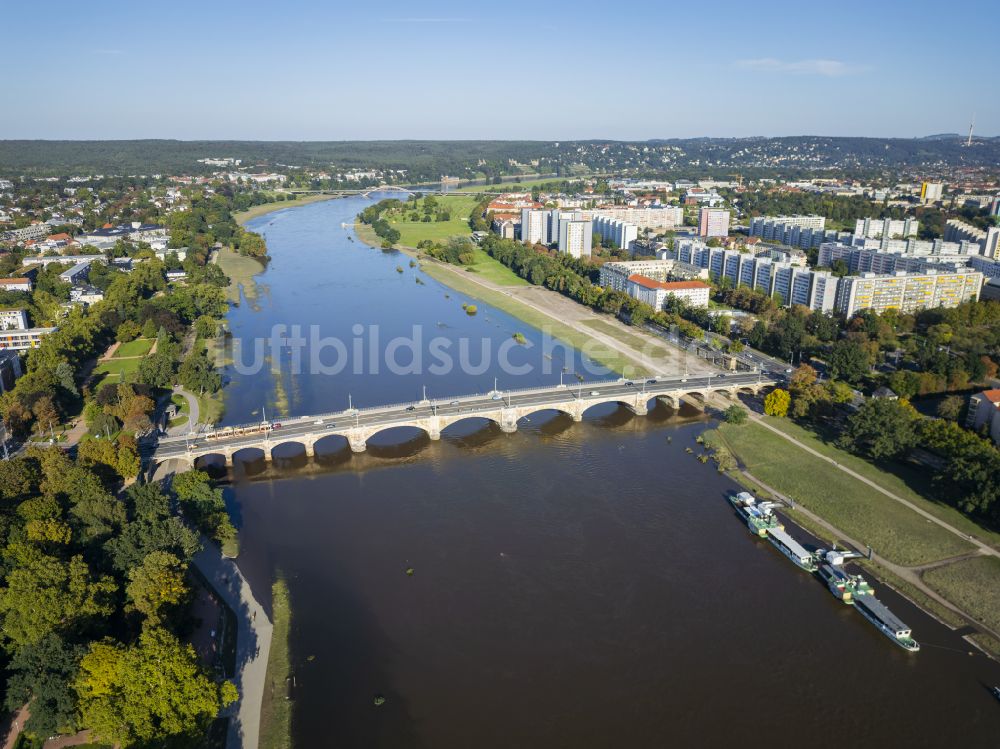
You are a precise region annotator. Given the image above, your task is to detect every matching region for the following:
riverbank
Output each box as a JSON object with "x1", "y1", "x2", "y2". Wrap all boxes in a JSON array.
[
  {"x1": 354, "y1": 220, "x2": 706, "y2": 379},
  {"x1": 704, "y1": 414, "x2": 1000, "y2": 658},
  {"x1": 259, "y1": 577, "x2": 292, "y2": 749},
  {"x1": 234, "y1": 194, "x2": 338, "y2": 225},
  {"x1": 216, "y1": 246, "x2": 266, "y2": 306}
]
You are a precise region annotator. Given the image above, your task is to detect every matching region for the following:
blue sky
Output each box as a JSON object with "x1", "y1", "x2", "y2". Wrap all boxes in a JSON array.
[{"x1": 3, "y1": 0, "x2": 997, "y2": 140}]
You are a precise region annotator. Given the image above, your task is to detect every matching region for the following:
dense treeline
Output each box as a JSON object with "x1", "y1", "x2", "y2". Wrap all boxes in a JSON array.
[
  {"x1": 5, "y1": 137, "x2": 1000, "y2": 180},
  {"x1": 839, "y1": 397, "x2": 1000, "y2": 524},
  {"x1": 737, "y1": 191, "x2": 907, "y2": 230},
  {"x1": 0, "y1": 452, "x2": 236, "y2": 744}
]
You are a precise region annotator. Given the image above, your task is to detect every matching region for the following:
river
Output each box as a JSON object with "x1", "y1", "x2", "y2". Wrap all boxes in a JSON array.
[{"x1": 221, "y1": 196, "x2": 1000, "y2": 748}]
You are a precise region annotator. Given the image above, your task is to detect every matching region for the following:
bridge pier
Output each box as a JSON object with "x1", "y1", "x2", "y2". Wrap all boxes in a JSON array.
[
  {"x1": 349, "y1": 438, "x2": 367, "y2": 453},
  {"x1": 427, "y1": 430, "x2": 441, "y2": 440},
  {"x1": 304, "y1": 442, "x2": 315, "y2": 458},
  {"x1": 499, "y1": 421, "x2": 518, "y2": 434},
  {"x1": 625, "y1": 403, "x2": 648, "y2": 416}
]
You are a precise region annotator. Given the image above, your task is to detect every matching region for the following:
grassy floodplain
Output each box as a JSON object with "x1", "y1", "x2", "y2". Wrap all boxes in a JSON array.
[
  {"x1": 380, "y1": 194, "x2": 480, "y2": 246},
  {"x1": 232, "y1": 194, "x2": 337, "y2": 224},
  {"x1": 710, "y1": 419, "x2": 974, "y2": 566},
  {"x1": 216, "y1": 246, "x2": 266, "y2": 305},
  {"x1": 758, "y1": 416, "x2": 1000, "y2": 552},
  {"x1": 923, "y1": 556, "x2": 1000, "y2": 635},
  {"x1": 259, "y1": 577, "x2": 292, "y2": 749}
]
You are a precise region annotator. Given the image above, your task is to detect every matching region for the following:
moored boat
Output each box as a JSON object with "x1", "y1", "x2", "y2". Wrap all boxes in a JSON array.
[
  {"x1": 766, "y1": 526, "x2": 818, "y2": 572},
  {"x1": 853, "y1": 594, "x2": 920, "y2": 652},
  {"x1": 728, "y1": 492, "x2": 783, "y2": 537}
]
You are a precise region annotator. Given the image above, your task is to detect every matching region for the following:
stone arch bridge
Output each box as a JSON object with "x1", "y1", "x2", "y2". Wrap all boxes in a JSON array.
[{"x1": 151, "y1": 373, "x2": 771, "y2": 470}]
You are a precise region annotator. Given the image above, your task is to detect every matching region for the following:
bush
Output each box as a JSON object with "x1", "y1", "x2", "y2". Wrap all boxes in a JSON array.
[{"x1": 724, "y1": 405, "x2": 748, "y2": 424}]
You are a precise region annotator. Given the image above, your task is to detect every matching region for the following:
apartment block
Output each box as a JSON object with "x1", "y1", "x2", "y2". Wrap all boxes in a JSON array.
[
  {"x1": 593, "y1": 216, "x2": 638, "y2": 251},
  {"x1": 834, "y1": 269, "x2": 983, "y2": 317},
  {"x1": 698, "y1": 208, "x2": 730, "y2": 238},
  {"x1": 520, "y1": 209, "x2": 549, "y2": 245},
  {"x1": 558, "y1": 219, "x2": 593, "y2": 259},
  {"x1": 626, "y1": 275, "x2": 711, "y2": 309},
  {"x1": 853, "y1": 217, "x2": 919, "y2": 239},
  {"x1": 944, "y1": 219, "x2": 1000, "y2": 259}
]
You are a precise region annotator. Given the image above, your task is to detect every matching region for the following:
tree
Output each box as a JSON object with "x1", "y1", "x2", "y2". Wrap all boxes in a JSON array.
[
  {"x1": 763, "y1": 388, "x2": 791, "y2": 418},
  {"x1": 937, "y1": 395, "x2": 964, "y2": 422},
  {"x1": 171, "y1": 471, "x2": 236, "y2": 552},
  {"x1": 178, "y1": 350, "x2": 221, "y2": 395},
  {"x1": 0, "y1": 458, "x2": 40, "y2": 502},
  {"x1": 4, "y1": 634, "x2": 85, "y2": 737},
  {"x1": 75, "y1": 626, "x2": 237, "y2": 747},
  {"x1": 137, "y1": 351, "x2": 175, "y2": 388},
  {"x1": 0, "y1": 544, "x2": 117, "y2": 649},
  {"x1": 827, "y1": 339, "x2": 871, "y2": 383},
  {"x1": 105, "y1": 483, "x2": 200, "y2": 573},
  {"x1": 126, "y1": 551, "x2": 188, "y2": 624},
  {"x1": 32, "y1": 395, "x2": 59, "y2": 435},
  {"x1": 789, "y1": 364, "x2": 818, "y2": 393},
  {"x1": 839, "y1": 399, "x2": 918, "y2": 460},
  {"x1": 724, "y1": 405, "x2": 748, "y2": 424},
  {"x1": 116, "y1": 320, "x2": 141, "y2": 343}
]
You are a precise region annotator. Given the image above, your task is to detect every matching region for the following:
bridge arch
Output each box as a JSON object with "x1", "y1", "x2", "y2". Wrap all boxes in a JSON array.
[
  {"x1": 518, "y1": 405, "x2": 579, "y2": 423},
  {"x1": 580, "y1": 399, "x2": 641, "y2": 417},
  {"x1": 232, "y1": 446, "x2": 267, "y2": 464},
  {"x1": 270, "y1": 440, "x2": 309, "y2": 459}
]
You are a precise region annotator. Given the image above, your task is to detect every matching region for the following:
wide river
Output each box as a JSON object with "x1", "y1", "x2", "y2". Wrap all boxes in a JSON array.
[{"x1": 222, "y1": 196, "x2": 1000, "y2": 748}]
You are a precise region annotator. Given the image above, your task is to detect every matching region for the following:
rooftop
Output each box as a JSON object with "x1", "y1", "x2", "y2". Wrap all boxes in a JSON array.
[{"x1": 628, "y1": 275, "x2": 711, "y2": 291}]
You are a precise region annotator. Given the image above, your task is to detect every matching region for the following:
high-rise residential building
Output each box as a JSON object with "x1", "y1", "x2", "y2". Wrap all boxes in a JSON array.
[
  {"x1": 558, "y1": 219, "x2": 593, "y2": 259},
  {"x1": 853, "y1": 217, "x2": 919, "y2": 240},
  {"x1": 520, "y1": 209, "x2": 549, "y2": 245},
  {"x1": 698, "y1": 208, "x2": 730, "y2": 238},
  {"x1": 748, "y1": 215, "x2": 846, "y2": 249},
  {"x1": 670, "y1": 238, "x2": 836, "y2": 312},
  {"x1": 920, "y1": 182, "x2": 944, "y2": 202},
  {"x1": 944, "y1": 219, "x2": 1000, "y2": 259},
  {"x1": 818, "y1": 242, "x2": 970, "y2": 275},
  {"x1": 834, "y1": 269, "x2": 983, "y2": 317},
  {"x1": 583, "y1": 206, "x2": 684, "y2": 230},
  {"x1": 593, "y1": 216, "x2": 637, "y2": 251}
]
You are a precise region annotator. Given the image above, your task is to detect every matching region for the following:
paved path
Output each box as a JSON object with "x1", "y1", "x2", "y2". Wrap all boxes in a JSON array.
[
  {"x1": 194, "y1": 543, "x2": 272, "y2": 749},
  {"x1": 749, "y1": 412, "x2": 1000, "y2": 560},
  {"x1": 168, "y1": 387, "x2": 201, "y2": 436}
]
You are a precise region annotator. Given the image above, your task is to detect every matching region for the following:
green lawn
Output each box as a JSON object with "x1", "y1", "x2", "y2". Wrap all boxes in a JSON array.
[
  {"x1": 923, "y1": 556, "x2": 1000, "y2": 635},
  {"x1": 759, "y1": 416, "x2": 1000, "y2": 552},
  {"x1": 384, "y1": 195, "x2": 479, "y2": 246},
  {"x1": 713, "y1": 420, "x2": 974, "y2": 566},
  {"x1": 259, "y1": 577, "x2": 292, "y2": 749},
  {"x1": 114, "y1": 337, "x2": 153, "y2": 358},
  {"x1": 460, "y1": 248, "x2": 529, "y2": 287},
  {"x1": 582, "y1": 319, "x2": 678, "y2": 371},
  {"x1": 94, "y1": 357, "x2": 142, "y2": 381}
]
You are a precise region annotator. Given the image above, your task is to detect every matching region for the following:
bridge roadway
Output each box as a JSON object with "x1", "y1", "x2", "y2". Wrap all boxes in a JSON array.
[{"x1": 151, "y1": 372, "x2": 772, "y2": 468}]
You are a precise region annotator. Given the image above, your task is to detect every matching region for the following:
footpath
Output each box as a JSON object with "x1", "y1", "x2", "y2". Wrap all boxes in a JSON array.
[
  {"x1": 710, "y1": 397, "x2": 1000, "y2": 649},
  {"x1": 194, "y1": 542, "x2": 272, "y2": 749}
]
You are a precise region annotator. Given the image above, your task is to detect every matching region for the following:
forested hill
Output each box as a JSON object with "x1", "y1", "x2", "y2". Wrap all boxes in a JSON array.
[{"x1": 1, "y1": 136, "x2": 998, "y2": 180}]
